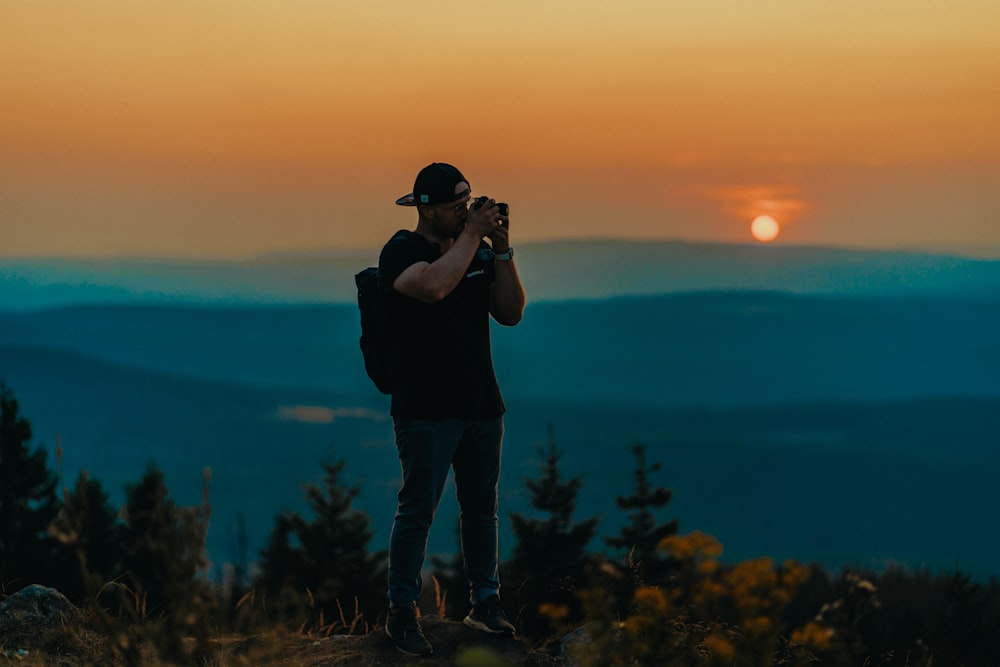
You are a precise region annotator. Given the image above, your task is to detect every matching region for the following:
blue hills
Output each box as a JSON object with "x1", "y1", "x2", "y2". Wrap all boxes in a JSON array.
[
  {"x1": 2, "y1": 290, "x2": 999, "y2": 578},
  {"x1": 1, "y1": 290, "x2": 996, "y2": 405},
  {"x1": 3, "y1": 239, "x2": 1000, "y2": 309},
  {"x1": 1, "y1": 240, "x2": 998, "y2": 578}
]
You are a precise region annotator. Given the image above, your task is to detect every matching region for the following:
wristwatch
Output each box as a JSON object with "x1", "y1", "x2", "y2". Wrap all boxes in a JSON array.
[{"x1": 494, "y1": 247, "x2": 514, "y2": 261}]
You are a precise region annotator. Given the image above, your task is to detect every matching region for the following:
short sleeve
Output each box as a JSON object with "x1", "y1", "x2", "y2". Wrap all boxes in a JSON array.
[{"x1": 377, "y1": 231, "x2": 428, "y2": 295}]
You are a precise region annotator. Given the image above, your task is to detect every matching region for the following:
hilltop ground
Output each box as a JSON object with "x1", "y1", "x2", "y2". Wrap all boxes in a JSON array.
[
  {"x1": 208, "y1": 617, "x2": 565, "y2": 667},
  {"x1": 2, "y1": 615, "x2": 566, "y2": 667}
]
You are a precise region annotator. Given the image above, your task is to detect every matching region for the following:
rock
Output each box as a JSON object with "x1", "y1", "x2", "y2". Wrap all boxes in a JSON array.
[
  {"x1": 560, "y1": 622, "x2": 616, "y2": 666},
  {"x1": 559, "y1": 623, "x2": 594, "y2": 665},
  {"x1": 0, "y1": 584, "x2": 81, "y2": 642}
]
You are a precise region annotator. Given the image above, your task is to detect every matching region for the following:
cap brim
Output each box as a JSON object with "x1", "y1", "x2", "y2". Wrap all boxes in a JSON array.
[{"x1": 395, "y1": 193, "x2": 417, "y2": 206}]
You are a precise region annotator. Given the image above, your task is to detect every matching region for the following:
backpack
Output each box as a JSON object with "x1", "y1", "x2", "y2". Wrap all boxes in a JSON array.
[{"x1": 354, "y1": 266, "x2": 394, "y2": 394}]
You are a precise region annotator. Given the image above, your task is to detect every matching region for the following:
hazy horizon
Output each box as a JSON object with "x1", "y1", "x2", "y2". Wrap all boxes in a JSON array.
[{"x1": 3, "y1": 235, "x2": 1000, "y2": 263}]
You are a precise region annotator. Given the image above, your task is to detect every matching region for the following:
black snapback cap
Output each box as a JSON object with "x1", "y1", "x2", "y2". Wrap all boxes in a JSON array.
[{"x1": 395, "y1": 163, "x2": 470, "y2": 206}]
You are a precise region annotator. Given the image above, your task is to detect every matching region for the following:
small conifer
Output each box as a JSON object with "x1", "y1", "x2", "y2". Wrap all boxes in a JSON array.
[{"x1": 0, "y1": 383, "x2": 62, "y2": 592}]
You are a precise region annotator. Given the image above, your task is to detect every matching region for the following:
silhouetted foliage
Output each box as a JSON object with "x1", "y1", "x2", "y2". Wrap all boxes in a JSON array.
[
  {"x1": 505, "y1": 428, "x2": 598, "y2": 639},
  {"x1": 578, "y1": 531, "x2": 817, "y2": 667},
  {"x1": 115, "y1": 463, "x2": 214, "y2": 663},
  {"x1": 49, "y1": 470, "x2": 122, "y2": 603},
  {"x1": 214, "y1": 511, "x2": 253, "y2": 627},
  {"x1": 590, "y1": 441, "x2": 682, "y2": 624},
  {"x1": 872, "y1": 566, "x2": 1000, "y2": 666},
  {"x1": 605, "y1": 441, "x2": 679, "y2": 587},
  {"x1": 256, "y1": 456, "x2": 387, "y2": 632},
  {"x1": 0, "y1": 383, "x2": 64, "y2": 593},
  {"x1": 785, "y1": 565, "x2": 1000, "y2": 667}
]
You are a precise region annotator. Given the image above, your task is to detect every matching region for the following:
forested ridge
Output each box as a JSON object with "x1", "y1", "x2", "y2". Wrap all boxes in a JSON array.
[{"x1": 2, "y1": 382, "x2": 998, "y2": 666}]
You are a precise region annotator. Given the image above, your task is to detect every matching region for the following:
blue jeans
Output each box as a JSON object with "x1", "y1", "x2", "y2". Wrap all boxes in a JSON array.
[{"x1": 388, "y1": 417, "x2": 503, "y2": 607}]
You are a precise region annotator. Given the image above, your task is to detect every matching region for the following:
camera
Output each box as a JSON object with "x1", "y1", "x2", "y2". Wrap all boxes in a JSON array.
[{"x1": 472, "y1": 196, "x2": 509, "y2": 217}]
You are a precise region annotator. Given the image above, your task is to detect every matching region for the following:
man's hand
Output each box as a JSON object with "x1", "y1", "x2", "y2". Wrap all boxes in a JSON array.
[
  {"x1": 488, "y1": 201, "x2": 523, "y2": 325},
  {"x1": 464, "y1": 198, "x2": 501, "y2": 240},
  {"x1": 488, "y1": 206, "x2": 510, "y2": 253}
]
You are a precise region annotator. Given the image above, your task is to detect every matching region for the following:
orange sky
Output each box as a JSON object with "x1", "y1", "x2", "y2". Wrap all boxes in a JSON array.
[{"x1": 2, "y1": 0, "x2": 999, "y2": 257}]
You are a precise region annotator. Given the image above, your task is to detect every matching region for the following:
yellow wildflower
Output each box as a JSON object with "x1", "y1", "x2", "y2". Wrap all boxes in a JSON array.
[
  {"x1": 742, "y1": 615, "x2": 774, "y2": 637},
  {"x1": 790, "y1": 622, "x2": 835, "y2": 651},
  {"x1": 704, "y1": 634, "x2": 736, "y2": 662},
  {"x1": 538, "y1": 603, "x2": 569, "y2": 622},
  {"x1": 633, "y1": 586, "x2": 668, "y2": 614},
  {"x1": 660, "y1": 531, "x2": 724, "y2": 561}
]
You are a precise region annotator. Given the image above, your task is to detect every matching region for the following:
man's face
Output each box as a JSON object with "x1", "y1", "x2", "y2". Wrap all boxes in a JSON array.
[{"x1": 428, "y1": 182, "x2": 471, "y2": 238}]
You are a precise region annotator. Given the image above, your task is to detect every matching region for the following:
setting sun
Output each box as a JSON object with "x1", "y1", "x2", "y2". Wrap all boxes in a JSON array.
[{"x1": 751, "y1": 215, "x2": 780, "y2": 243}]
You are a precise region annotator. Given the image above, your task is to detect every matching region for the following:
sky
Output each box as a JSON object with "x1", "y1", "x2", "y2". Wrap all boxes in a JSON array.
[{"x1": 2, "y1": 0, "x2": 999, "y2": 259}]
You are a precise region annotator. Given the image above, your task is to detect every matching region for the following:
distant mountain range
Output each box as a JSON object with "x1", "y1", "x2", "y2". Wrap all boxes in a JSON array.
[
  {"x1": 1, "y1": 338, "x2": 997, "y2": 580},
  {"x1": 1, "y1": 240, "x2": 998, "y2": 579},
  {"x1": 1, "y1": 289, "x2": 999, "y2": 578},
  {"x1": 3, "y1": 239, "x2": 1000, "y2": 309},
  {"x1": 2, "y1": 292, "x2": 996, "y2": 405}
]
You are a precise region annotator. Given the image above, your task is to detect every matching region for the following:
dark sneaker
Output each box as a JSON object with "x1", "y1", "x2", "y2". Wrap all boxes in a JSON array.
[
  {"x1": 463, "y1": 595, "x2": 515, "y2": 636},
  {"x1": 386, "y1": 604, "x2": 433, "y2": 657}
]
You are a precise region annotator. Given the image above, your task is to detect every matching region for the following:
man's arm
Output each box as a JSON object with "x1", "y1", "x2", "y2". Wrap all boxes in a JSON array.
[
  {"x1": 392, "y1": 205, "x2": 500, "y2": 303},
  {"x1": 491, "y1": 259, "x2": 525, "y2": 326},
  {"x1": 488, "y1": 214, "x2": 525, "y2": 326},
  {"x1": 392, "y1": 231, "x2": 483, "y2": 303}
]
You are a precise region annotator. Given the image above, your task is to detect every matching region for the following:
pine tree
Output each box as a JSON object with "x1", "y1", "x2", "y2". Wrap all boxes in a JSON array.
[
  {"x1": 256, "y1": 456, "x2": 387, "y2": 631},
  {"x1": 0, "y1": 383, "x2": 62, "y2": 592},
  {"x1": 49, "y1": 470, "x2": 123, "y2": 602},
  {"x1": 117, "y1": 464, "x2": 213, "y2": 663},
  {"x1": 605, "y1": 441, "x2": 679, "y2": 587},
  {"x1": 505, "y1": 428, "x2": 598, "y2": 638}
]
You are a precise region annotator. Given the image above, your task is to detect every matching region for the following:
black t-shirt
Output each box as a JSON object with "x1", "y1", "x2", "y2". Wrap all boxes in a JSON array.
[{"x1": 377, "y1": 230, "x2": 505, "y2": 420}]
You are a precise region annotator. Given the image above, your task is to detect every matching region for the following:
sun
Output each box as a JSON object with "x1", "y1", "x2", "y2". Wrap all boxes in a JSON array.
[{"x1": 750, "y1": 215, "x2": 780, "y2": 243}]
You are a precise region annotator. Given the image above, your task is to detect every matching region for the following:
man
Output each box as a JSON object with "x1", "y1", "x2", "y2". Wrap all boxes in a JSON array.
[{"x1": 379, "y1": 163, "x2": 526, "y2": 656}]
